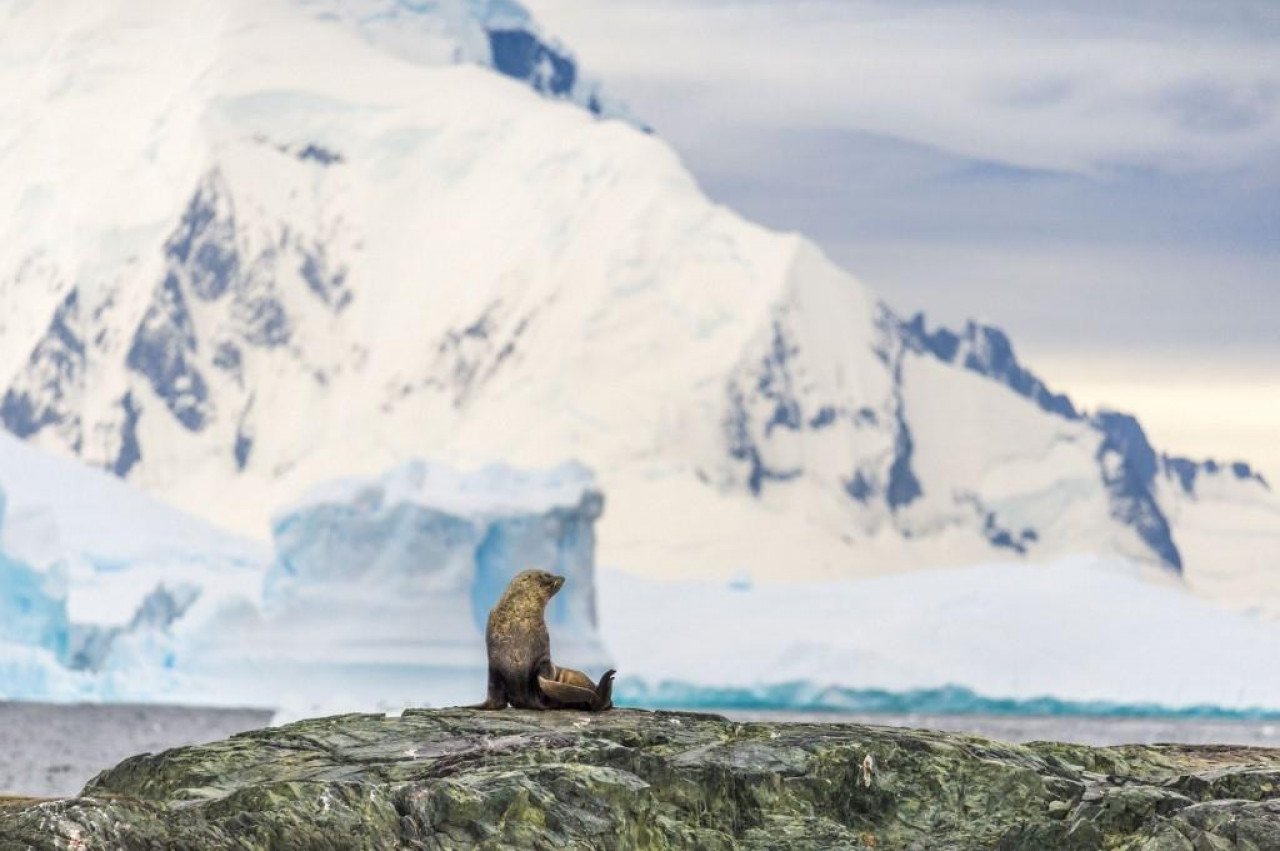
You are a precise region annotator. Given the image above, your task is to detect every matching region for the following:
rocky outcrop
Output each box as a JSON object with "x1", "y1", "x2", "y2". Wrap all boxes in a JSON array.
[{"x1": 1, "y1": 709, "x2": 1277, "y2": 849}]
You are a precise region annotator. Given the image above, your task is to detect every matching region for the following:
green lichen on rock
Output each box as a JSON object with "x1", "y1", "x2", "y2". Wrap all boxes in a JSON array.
[{"x1": 0, "y1": 709, "x2": 1277, "y2": 849}]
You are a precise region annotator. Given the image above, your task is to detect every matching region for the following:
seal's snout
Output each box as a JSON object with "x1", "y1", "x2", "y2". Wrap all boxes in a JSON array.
[{"x1": 551, "y1": 575, "x2": 566, "y2": 593}]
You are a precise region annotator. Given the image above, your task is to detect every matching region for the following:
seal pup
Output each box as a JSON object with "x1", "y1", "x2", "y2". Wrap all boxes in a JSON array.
[{"x1": 473, "y1": 569, "x2": 615, "y2": 711}]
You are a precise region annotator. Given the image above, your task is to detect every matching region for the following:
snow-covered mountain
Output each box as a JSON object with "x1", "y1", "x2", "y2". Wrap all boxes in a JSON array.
[{"x1": 2, "y1": 0, "x2": 1277, "y2": 615}]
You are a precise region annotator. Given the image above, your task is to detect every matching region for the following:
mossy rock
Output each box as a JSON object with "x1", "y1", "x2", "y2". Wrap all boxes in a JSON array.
[{"x1": 0, "y1": 709, "x2": 1277, "y2": 849}]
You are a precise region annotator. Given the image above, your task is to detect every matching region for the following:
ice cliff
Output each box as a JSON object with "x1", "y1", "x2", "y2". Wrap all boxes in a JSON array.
[{"x1": 227, "y1": 460, "x2": 611, "y2": 714}]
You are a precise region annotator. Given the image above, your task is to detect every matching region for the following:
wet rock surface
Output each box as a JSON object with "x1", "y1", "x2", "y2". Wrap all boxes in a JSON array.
[{"x1": 0, "y1": 709, "x2": 1277, "y2": 849}]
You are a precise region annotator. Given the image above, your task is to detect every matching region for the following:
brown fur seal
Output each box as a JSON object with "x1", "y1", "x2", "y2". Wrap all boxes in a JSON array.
[{"x1": 473, "y1": 569, "x2": 615, "y2": 711}]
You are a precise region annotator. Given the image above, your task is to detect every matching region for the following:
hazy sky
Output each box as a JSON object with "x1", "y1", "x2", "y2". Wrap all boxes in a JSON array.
[{"x1": 522, "y1": 0, "x2": 1280, "y2": 480}]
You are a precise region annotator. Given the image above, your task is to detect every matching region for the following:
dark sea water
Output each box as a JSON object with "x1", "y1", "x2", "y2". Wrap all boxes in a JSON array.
[
  {"x1": 0, "y1": 702, "x2": 271, "y2": 798},
  {"x1": 2, "y1": 702, "x2": 1277, "y2": 798}
]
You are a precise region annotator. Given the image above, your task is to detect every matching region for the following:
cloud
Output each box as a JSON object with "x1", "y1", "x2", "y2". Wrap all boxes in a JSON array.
[
  {"x1": 525, "y1": 0, "x2": 1280, "y2": 176},
  {"x1": 1161, "y1": 78, "x2": 1280, "y2": 135}
]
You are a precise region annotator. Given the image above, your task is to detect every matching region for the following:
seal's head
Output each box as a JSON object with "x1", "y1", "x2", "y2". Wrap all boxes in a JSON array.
[{"x1": 505, "y1": 569, "x2": 565, "y2": 607}]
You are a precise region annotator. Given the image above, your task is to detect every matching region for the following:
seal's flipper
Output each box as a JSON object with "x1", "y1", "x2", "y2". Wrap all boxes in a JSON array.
[
  {"x1": 538, "y1": 675, "x2": 598, "y2": 707},
  {"x1": 593, "y1": 669, "x2": 616, "y2": 711}
]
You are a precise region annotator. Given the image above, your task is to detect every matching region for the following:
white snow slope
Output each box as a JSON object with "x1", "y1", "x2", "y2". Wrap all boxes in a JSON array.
[{"x1": 1, "y1": 0, "x2": 1277, "y2": 618}]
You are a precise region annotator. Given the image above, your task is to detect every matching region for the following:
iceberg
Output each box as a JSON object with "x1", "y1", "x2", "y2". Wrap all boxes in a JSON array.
[
  {"x1": 0, "y1": 439, "x2": 612, "y2": 714},
  {"x1": 213, "y1": 459, "x2": 612, "y2": 715},
  {"x1": 0, "y1": 507, "x2": 68, "y2": 664},
  {"x1": 0, "y1": 433, "x2": 268, "y2": 700},
  {"x1": 267, "y1": 459, "x2": 604, "y2": 638}
]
